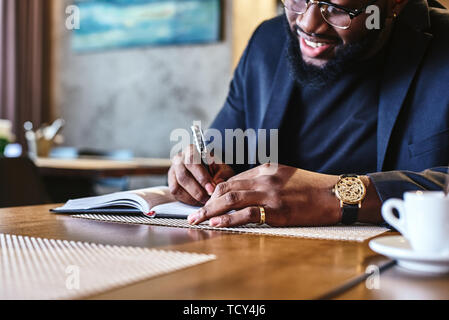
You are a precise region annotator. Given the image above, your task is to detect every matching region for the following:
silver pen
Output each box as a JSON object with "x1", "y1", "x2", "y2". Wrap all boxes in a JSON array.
[{"x1": 190, "y1": 125, "x2": 213, "y2": 176}]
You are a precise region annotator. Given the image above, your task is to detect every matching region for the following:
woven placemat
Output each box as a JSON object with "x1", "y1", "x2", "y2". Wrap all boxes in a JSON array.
[
  {"x1": 71, "y1": 213, "x2": 390, "y2": 242},
  {"x1": 0, "y1": 233, "x2": 215, "y2": 300}
]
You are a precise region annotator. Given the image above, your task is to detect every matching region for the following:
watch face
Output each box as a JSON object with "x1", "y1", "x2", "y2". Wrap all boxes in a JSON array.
[{"x1": 335, "y1": 177, "x2": 366, "y2": 204}]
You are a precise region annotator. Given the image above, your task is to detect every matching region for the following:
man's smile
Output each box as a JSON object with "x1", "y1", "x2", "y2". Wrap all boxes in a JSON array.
[
  {"x1": 300, "y1": 37, "x2": 335, "y2": 59},
  {"x1": 295, "y1": 27, "x2": 341, "y2": 62}
]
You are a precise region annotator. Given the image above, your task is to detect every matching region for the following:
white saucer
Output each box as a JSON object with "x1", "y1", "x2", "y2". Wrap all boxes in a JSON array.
[{"x1": 369, "y1": 235, "x2": 449, "y2": 274}]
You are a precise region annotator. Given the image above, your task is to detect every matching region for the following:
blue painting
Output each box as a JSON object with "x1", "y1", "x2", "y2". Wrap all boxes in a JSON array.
[{"x1": 73, "y1": 0, "x2": 221, "y2": 51}]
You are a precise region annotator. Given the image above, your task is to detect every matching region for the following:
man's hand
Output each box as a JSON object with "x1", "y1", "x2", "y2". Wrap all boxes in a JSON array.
[
  {"x1": 168, "y1": 144, "x2": 235, "y2": 206},
  {"x1": 186, "y1": 164, "x2": 341, "y2": 227},
  {"x1": 187, "y1": 164, "x2": 383, "y2": 227}
]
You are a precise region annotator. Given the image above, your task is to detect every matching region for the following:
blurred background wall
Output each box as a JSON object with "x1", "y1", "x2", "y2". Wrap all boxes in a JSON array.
[{"x1": 53, "y1": 0, "x2": 234, "y2": 159}]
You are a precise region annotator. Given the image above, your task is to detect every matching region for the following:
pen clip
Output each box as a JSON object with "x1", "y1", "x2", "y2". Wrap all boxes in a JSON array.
[{"x1": 191, "y1": 125, "x2": 208, "y2": 159}]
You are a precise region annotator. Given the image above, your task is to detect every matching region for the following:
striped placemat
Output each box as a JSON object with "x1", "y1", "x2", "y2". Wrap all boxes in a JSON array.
[
  {"x1": 71, "y1": 214, "x2": 390, "y2": 242},
  {"x1": 0, "y1": 233, "x2": 215, "y2": 300}
]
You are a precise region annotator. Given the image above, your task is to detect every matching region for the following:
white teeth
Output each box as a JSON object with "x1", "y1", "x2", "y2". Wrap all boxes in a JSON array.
[{"x1": 304, "y1": 39, "x2": 327, "y2": 48}]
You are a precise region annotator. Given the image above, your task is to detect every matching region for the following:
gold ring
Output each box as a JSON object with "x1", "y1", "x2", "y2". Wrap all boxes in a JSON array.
[{"x1": 258, "y1": 206, "x2": 266, "y2": 225}]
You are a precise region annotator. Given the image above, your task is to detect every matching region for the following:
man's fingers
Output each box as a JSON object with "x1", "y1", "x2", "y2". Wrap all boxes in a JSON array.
[
  {"x1": 209, "y1": 207, "x2": 262, "y2": 228},
  {"x1": 173, "y1": 164, "x2": 210, "y2": 204},
  {"x1": 184, "y1": 162, "x2": 216, "y2": 196},
  {"x1": 188, "y1": 190, "x2": 264, "y2": 225},
  {"x1": 184, "y1": 145, "x2": 216, "y2": 195},
  {"x1": 168, "y1": 167, "x2": 203, "y2": 206}
]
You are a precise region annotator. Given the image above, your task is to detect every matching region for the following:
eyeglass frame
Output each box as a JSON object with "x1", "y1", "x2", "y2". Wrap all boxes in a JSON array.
[{"x1": 281, "y1": 0, "x2": 380, "y2": 30}]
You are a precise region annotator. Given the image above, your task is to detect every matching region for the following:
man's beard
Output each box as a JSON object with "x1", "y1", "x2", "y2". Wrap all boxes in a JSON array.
[{"x1": 283, "y1": 15, "x2": 386, "y2": 90}]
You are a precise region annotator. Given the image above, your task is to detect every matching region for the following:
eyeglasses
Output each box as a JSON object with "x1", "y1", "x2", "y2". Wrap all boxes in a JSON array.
[{"x1": 281, "y1": 0, "x2": 379, "y2": 30}]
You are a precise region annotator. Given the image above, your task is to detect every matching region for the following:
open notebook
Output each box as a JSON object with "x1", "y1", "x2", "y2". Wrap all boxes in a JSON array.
[{"x1": 51, "y1": 186, "x2": 200, "y2": 218}]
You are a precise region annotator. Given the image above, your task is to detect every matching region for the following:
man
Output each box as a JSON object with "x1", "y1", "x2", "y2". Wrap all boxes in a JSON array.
[{"x1": 168, "y1": 0, "x2": 449, "y2": 228}]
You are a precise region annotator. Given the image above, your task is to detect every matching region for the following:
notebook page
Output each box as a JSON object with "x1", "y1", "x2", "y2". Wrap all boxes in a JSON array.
[
  {"x1": 55, "y1": 186, "x2": 175, "y2": 214},
  {"x1": 130, "y1": 186, "x2": 176, "y2": 209},
  {"x1": 151, "y1": 202, "x2": 200, "y2": 218},
  {"x1": 59, "y1": 192, "x2": 146, "y2": 212}
]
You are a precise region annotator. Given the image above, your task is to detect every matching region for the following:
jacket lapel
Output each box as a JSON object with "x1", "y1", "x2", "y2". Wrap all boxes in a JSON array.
[
  {"x1": 377, "y1": 3, "x2": 433, "y2": 171},
  {"x1": 260, "y1": 43, "x2": 295, "y2": 131},
  {"x1": 253, "y1": 42, "x2": 294, "y2": 167}
]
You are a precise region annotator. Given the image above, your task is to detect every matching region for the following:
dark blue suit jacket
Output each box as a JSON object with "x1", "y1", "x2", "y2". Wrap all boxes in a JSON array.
[{"x1": 210, "y1": 0, "x2": 449, "y2": 203}]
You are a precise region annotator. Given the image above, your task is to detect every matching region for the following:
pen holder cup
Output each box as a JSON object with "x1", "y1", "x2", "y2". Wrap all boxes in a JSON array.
[
  {"x1": 26, "y1": 136, "x2": 62, "y2": 158},
  {"x1": 36, "y1": 138, "x2": 54, "y2": 157}
]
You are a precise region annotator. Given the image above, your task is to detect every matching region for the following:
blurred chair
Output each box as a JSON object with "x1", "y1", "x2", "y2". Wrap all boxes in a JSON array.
[{"x1": 0, "y1": 157, "x2": 51, "y2": 208}]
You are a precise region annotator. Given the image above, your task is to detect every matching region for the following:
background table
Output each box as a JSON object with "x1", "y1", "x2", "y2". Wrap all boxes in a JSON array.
[
  {"x1": 34, "y1": 157, "x2": 172, "y2": 203},
  {"x1": 0, "y1": 204, "x2": 397, "y2": 300},
  {"x1": 34, "y1": 157, "x2": 172, "y2": 178}
]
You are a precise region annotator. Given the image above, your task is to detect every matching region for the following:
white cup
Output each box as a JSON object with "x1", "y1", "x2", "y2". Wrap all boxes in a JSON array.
[{"x1": 382, "y1": 191, "x2": 449, "y2": 255}]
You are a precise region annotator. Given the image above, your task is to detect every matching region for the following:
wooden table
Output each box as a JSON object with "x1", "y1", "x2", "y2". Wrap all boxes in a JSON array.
[
  {"x1": 336, "y1": 263, "x2": 449, "y2": 300},
  {"x1": 34, "y1": 157, "x2": 172, "y2": 178},
  {"x1": 0, "y1": 204, "x2": 406, "y2": 300}
]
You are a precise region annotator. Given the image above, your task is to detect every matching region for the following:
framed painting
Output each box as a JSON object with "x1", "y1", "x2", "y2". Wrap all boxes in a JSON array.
[{"x1": 72, "y1": 0, "x2": 222, "y2": 52}]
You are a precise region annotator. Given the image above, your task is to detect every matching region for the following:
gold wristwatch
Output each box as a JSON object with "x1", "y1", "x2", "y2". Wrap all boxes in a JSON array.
[{"x1": 332, "y1": 174, "x2": 367, "y2": 225}]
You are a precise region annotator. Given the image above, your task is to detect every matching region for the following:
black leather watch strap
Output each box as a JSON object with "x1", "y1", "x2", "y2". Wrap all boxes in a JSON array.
[
  {"x1": 341, "y1": 173, "x2": 358, "y2": 178},
  {"x1": 341, "y1": 204, "x2": 359, "y2": 225}
]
